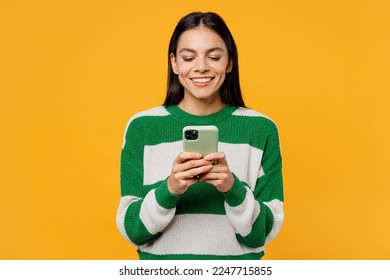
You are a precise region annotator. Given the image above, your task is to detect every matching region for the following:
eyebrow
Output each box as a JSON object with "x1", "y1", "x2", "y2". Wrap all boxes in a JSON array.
[{"x1": 178, "y1": 47, "x2": 225, "y2": 54}]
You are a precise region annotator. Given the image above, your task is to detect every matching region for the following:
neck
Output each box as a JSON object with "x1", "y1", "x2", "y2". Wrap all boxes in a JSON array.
[{"x1": 178, "y1": 95, "x2": 225, "y2": 116}]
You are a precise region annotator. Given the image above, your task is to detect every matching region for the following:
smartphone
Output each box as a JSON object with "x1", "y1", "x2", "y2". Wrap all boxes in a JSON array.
[{"x1": 182, "y1": 125, "x2": 218, "y2": 158}]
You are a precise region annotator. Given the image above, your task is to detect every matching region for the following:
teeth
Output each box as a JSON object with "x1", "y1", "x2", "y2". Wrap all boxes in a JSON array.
[{"x1": 192, "y1": 78, "x2": 212, "y2": 83}]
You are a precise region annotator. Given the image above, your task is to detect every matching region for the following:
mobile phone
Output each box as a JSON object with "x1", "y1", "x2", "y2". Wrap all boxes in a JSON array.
[{"x1": 182, "y1": 125, "x2": 218, "y2": 158}]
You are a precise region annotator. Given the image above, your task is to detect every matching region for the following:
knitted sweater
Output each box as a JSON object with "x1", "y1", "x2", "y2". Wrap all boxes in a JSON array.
[{"x1": 116, "y1": 105, "x2": 284, "y2": 260}]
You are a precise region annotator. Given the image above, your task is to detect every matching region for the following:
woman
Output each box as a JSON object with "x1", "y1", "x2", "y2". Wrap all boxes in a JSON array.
[{"x1": 117, "y1": 12, "x2": 284, "y2": 260}]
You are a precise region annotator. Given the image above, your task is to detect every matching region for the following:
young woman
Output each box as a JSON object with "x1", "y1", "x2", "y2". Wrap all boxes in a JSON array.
[{"x1": 117, "y1": 12, "x2": 284, "y2": 260}]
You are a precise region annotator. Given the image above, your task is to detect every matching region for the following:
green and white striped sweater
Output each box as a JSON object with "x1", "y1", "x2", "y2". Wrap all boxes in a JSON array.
[{"x1": 116, "y1": 105, "x2": 284, "y2": 260}]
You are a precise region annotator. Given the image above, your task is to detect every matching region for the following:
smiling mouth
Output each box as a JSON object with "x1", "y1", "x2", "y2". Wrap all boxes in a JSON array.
[{"x1": 190, "y1": 77, "x2": 214, "y2": 86}]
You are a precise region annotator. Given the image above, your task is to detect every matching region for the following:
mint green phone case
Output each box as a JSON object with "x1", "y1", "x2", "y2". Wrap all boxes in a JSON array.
[{"x1": 182, "y1": 125, "x2": 218, "y2": 157}]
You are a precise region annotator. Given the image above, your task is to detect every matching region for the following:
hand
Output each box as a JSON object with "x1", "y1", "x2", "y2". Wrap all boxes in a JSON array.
[
  {"x1": 167, "y1": 152, "x2": 214, "y2": 195},
  {"x1": 199, "y1": 152, "x2": 234, "y2": 193}
]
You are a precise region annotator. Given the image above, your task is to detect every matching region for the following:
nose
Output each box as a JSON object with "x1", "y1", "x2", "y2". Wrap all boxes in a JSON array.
[{"x1": 196, "y1": 57, "x2": 210, "y2": 73}]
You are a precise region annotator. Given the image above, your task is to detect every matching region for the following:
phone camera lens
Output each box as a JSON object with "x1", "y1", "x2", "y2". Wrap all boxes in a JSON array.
[{"x1": 185, "y1": 130, "x2": 198, "y2": 140}]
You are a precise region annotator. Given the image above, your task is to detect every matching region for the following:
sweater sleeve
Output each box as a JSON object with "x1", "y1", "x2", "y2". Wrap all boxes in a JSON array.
[
  {"x1": 116, "y1": 118, "x2": 180, "y2": 246},
  {"x1": 223, "y1": 121, "x2": 284, "y2": 248}
]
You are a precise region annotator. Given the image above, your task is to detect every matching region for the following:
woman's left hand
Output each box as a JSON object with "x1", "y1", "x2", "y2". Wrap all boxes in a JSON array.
[{"x1": 199, "y1": 152, "x2": 234, "y2": 193}]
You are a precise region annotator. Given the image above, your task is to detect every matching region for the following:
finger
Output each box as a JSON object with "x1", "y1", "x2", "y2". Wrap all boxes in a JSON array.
[
  {"x1": 175, "y1": 152, "x2": 202, "y2": 163},
  {"x1": 186, "y1": 158, "x2": 214, "y2": 170},
  {"x1": 201, "y1": 164, "x2": 227, "y2": 173},
  {"x1": 204, "y1": 152, "x2": 226, "y2": 163},
  {"x1": 175, "y1": 158, "x2": 212, "y2": 173},
  {"x1": 178, "y1": 164, "x2": 213, "y2": 180}
]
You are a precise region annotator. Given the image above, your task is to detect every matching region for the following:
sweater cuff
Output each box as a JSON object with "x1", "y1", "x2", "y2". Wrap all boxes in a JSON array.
[
  {"x1": 154, "y1": 178, "x2": 181, "y2": 209},
  {"x1": 223, "y1": 173, "x2": 248, "y2": 207}
]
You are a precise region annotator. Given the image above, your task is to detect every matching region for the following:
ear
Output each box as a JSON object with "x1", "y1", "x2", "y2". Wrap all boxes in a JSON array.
[
  {"x1": 170, "y1": 53, "x2": 178, "y2": 74},
  {"x1": 226, "y1": 59, "x2": 233, "y2": 73}
]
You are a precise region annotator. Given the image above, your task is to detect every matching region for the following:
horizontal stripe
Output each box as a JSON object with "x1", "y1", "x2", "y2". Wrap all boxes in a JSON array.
[
  {"x1": 264, "y1": 199, "x2": 284, "y2": 244},
  {"x1": 140, "y1": 189, "x2": 176, "y2": 235},
  {"x1": 139, "y1": 214, "x2": 264, "y2": 256},
  {"x1": 124, "y1": 107, "x2": 277, "y2": 150},
  {"x1": 116, "y1": 195, "x2": 140, "y2": 245},
  {"x1": 122, "y1": 106, "x2": 170, "y2": 148},
  {"x1": 165, "y1": 104, "x2": 237, "y2": 125},
  {"x1": 143, "y1": 141, "x2": 181, "y2": 186},
  {"x1": 139, "y1": 251, "x2": 264, "y2": 260},
  {"x1": 224, "y1": 188, "x2": 260, "y2": 237},
  {"x1": 143, "y1": 141, "x2": 264, "y2": 190},
  {"x1": 176, "y1": 181, "x2": 226, "y2": 215},
  {"x1": 219, "y1": 142, "x2": 263, "y2": 191}
]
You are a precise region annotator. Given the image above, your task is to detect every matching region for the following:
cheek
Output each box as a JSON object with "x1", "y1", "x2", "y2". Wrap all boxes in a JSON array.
[
  {"x1": 215, "y1": 70, "x2": 227, "y2": 83},
  {"x1": 177, "y1": 75, "x2": 187, "y2": 87},
  {"x1": 212, "y1": 61, "x2": 230, "y2": 77},
  {"x1": 176, "y1": 62, "x2": 192, "y2": 76},
  {"x1": 219, "y1": 62, "x2": 230, "y2": 79}
]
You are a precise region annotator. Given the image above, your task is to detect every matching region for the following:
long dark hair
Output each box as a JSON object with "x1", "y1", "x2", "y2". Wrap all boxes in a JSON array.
[{"x1": 163, "y1": 12, "x2": 246, "y2": 107}]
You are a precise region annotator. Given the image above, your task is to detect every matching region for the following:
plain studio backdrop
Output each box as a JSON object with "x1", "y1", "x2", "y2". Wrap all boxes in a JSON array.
[{"x1": 1, "y1": 0, "x2": 389, "y2": 259}]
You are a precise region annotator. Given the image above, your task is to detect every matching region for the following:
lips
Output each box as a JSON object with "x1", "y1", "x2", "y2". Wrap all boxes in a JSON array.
[{"x1": 190, "y1": 77, "x2": 214, "y2": 87}]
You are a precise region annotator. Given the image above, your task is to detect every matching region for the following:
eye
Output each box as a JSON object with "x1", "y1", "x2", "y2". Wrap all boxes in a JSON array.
[
  {"x1": 209, "y1": 56, "x2": 221, "y2": 61},
  {"x1": 182, "y1": 57, "x2": 194, "y2": 62}
]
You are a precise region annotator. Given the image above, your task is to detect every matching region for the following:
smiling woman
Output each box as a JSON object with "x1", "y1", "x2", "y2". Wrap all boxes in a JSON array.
[
  {"x1": 170, "y1": 26, "x2": 233, "y2": 115},
  {"x1": 164, "y1": 12, "x2": 244, "y2": 110},
  {"x1": 116, "y1": 12, "x2": 284, "y2": 260}
]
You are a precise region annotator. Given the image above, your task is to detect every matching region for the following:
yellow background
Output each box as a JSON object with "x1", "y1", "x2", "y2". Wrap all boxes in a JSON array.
[{"x1": 1, "y1": 0, "x2": 389, "y2": 260}]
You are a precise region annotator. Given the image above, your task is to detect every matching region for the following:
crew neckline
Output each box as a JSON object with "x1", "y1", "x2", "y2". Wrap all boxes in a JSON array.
[{"x1": 165, "y1": 104, "x2": 237, "y2": 125}]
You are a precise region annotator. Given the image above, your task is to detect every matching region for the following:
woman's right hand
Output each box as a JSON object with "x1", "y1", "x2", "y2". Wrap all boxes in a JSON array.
[{"x1": 167, "y1": 152, "x2": 214, "y2": 195}]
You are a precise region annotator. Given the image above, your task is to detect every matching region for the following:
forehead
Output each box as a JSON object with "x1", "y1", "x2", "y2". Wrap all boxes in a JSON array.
[{"x1": 177, "y1": 26, "x2": 227, "y2": 52}]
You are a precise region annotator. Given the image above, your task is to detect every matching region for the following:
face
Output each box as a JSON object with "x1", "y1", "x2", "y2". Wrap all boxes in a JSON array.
[{"x1": 170, "y1": 25, "x2": 232, "y2": 104}]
